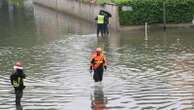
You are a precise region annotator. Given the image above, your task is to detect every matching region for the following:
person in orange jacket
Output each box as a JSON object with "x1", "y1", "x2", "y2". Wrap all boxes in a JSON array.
[{"x1": 90, "y1": 48, "x2": 107, "y2": 82}]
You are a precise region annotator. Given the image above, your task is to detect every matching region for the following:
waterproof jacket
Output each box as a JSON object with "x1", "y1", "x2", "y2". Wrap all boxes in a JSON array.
[
  {"x1": 90, "y1": 53, "x2": 107, "y2": 70},
  {"x1": 10, "y1": 69, "x2": 25, "y2": 89}
]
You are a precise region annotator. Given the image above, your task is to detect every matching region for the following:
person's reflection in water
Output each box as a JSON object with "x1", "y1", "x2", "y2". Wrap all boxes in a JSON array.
[
  {"x1": 16, "y1": 103, "x2": 23, "y2": 110},
  {"x1": 91, "y1": 86, "x2": 108, "y2": 110}
]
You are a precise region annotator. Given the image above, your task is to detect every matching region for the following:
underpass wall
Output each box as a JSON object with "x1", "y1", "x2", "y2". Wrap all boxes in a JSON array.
[{"x1": 33, "y1": 0, "x2": 120, "y2": 30}]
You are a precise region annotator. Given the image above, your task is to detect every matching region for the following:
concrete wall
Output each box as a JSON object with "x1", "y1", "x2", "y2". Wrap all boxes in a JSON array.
[
  {"x1": 34, "y1": 4, "x2": 96, "y2": 36},
  {"x1": 33, "y1": 0, "x2": 120, "y2": 30}
]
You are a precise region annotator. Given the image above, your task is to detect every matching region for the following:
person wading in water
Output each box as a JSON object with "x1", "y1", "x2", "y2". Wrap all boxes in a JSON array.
[
  {"x1": 10, "y1": 62, "x2": 26, "y2": 109},
  {"x1": 90, "y1": 48, "x2": 107, "y2": 82},
  {"x1": 95, "y1": 12, "x2": 105, "y2": 37}
]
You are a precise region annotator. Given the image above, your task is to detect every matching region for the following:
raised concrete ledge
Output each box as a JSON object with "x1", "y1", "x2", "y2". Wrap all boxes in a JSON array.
[{"x1": 120, "y1": 23, "x2": 194, "y2": 31}]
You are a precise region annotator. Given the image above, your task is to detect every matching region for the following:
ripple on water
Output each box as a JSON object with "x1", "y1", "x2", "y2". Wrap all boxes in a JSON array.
[{"x1": 1, "y1": 31, "x2": 194, "y2": 110}]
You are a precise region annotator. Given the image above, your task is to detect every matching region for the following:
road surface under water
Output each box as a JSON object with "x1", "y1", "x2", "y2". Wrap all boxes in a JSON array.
[{"x1": 1, "y1": 1, "x2": 194, "y2": 110}]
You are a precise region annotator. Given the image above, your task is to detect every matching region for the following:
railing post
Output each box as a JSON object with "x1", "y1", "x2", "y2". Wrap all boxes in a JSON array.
[{"x1": 145, "y1": 22, "x2": 148, "y2": 41}]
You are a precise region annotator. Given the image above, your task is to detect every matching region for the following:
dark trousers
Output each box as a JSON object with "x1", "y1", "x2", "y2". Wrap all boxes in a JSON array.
[
  {"x1": 97, "y1": 24, "x2": 104, "y2": 37},
  {"x1": 104, "y1": 24, "x2": 109, "y2": 35},
  {"x1": 16, "y1": 103, "x2": 23, "y2": 110},
  {"x1": 93, "y1": 67, "x2": 104, "y2": 82},
  {"x1": 15, "y1": 88, "x2": 23, "y2": 105}
]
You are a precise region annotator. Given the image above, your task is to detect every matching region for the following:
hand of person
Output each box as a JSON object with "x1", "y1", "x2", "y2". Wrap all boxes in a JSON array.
[
  {"x1": 89, "y1": 66, "x2": 93, "y2": 73},
  {"x1": 22, "y1": 85, "x2": 26, "y2": 90},
  {"x1": 89, "y1": 69, "x2": 93, "y2": 73},
  {"x1": 104, "y1": 65, "x2": 107, "y2": 71}
]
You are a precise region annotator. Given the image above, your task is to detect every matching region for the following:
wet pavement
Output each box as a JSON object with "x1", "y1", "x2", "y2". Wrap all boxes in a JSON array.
[{"x1": 1, "y1": 0, "x2": 194, "y2": 110}]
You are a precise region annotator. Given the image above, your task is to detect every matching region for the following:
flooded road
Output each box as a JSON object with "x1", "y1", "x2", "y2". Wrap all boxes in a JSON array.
[{"x1": 1, "y1": 0, "x2": 194, "y2": 110}]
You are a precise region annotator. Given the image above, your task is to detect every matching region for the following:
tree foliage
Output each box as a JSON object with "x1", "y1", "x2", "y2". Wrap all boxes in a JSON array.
[
  {"x1": 116, "y1": 0, "x2": 194, "y2": 25},
  {"x1": 7, "y1": 0, "x2": 24, "y2": 8}
]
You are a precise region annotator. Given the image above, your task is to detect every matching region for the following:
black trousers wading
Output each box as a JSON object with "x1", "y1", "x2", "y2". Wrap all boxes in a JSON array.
[
  {"x1": 15, "y1": 88, "x2": 23, "y2": 105},
  {"x1": 93, "y1": 67, "x2": 104, "y2": 82},
  {"x1": 97, "y1": 24, "x2": 104, "y2": 37}
]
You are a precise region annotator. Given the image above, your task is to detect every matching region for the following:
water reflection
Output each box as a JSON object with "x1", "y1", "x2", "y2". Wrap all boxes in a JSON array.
[
  {"x1": 0, "y1": 0, "x2": 2, "y2": 8},
  {"x1": 16, "y1": 103, "x2": 23, "y2": 110},
  {"x1": 8, "y1": 0, "x2": 24, "y2": 8},
  {"x1": 1, "y1": 0, "x2": 194, "y2": 109},
  {"x1": 91, "y1": 85, "x2": 107, "y2": 110}
]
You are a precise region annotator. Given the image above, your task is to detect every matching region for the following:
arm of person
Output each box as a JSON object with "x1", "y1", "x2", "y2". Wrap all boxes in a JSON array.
[
  {"x1": 103, "y1": 56, "x2": 107, "y2": 70},
  {"x1": 20, "y1": 70, "x2": 26, "y2": 78},
  {"x1": 10, "y1": 74, "x2": 14, "y2": 85},
  {"x1": 22, "y1": 73, "x2": 26, "y2": 79},
  {"x1": 90, "y1": 58, "x2": 95, "y2": 70}
]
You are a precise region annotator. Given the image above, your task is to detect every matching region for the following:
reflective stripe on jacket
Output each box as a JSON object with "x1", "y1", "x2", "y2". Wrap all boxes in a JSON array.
[
  {"x1": 91, "y1": 53, "x2": 106, "y2": 70},
  {"x1": 97, "y1": 15, "x2": 105, "y2": 24},
  {"x1": 13, "y1": 77, "x2": 21, "y2": 87}
]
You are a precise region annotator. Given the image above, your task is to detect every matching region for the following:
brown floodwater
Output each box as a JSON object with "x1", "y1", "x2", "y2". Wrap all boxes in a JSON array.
[{"x1": 1, "y1": 0, "x2": 194, "y2": 110}]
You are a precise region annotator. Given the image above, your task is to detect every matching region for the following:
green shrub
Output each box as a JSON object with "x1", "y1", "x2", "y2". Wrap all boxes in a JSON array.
[
  {"x1": 117, "y1": 0, "x2": 194, "y2": 25},
  {"x1": 96, "y1": 0, "x2": 112, "y2": 4},
  {"x1": 112, "y1": 0, "x2": 128, "y2": 4}
]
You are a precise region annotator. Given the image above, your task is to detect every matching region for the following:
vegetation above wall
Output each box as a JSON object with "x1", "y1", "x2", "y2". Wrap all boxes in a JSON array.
[{"x1": 115, "y1": 0, "x2": 194, "y2": 25}]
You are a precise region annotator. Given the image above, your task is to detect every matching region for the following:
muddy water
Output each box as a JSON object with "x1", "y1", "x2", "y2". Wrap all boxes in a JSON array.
[{"x1": 1, "y1": 1, "x2": 194, "y2": 110}]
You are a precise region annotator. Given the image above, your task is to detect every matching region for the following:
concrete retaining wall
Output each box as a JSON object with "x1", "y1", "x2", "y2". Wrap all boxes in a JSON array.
[{"x1": 33, "y1": 0, "x2": 120, "y2": 30}]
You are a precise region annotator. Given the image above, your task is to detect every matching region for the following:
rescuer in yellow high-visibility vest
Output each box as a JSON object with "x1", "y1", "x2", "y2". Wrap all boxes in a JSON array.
[{"x1": 95, "y1": 11, "x2": 105, "y2": 37}]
